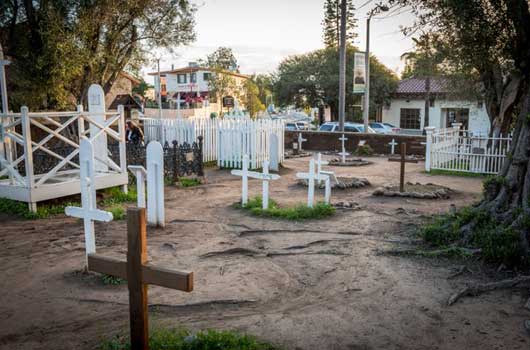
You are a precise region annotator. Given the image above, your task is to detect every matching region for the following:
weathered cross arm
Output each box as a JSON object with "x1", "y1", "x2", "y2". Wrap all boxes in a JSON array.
[{"x1": 87, "y1": 254, "x2": 193, "y2": 292}]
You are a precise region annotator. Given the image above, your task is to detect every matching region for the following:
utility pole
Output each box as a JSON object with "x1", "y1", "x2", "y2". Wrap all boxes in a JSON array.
[
  {"x1": 363, "y1": 15, "x2": 371, "y2": 132},
  {"x1": 363, "y1": 4, "x2": 389, "y2": 131},
  {"x1": 157, "y1": 58, "x2": 162, "y2": 119},
  {"x1": 338, "y1": 0, "x2": 347, "y2": 132}
]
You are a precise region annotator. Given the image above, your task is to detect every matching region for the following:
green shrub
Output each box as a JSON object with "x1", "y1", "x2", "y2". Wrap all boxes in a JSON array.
[
  {"x1": 100, "y1": 328, "x2": 279, "y2": 350},
  {"x1": 0, "y1": 197, "x2": 79, "y2": 220},
  {"x1": 101, "y1": 274, "x2": 126, "y2": 285},
  {"x1": 421, "y1": 207, "x2": 528, "y2": 266},
  {"x1": 236, "y1": 196, "x2": 335, "y2": 221},
  {"x1": 100, "y1": 187, "x2": 137, "y2": 206},
  {"x1": 179, "y1": 178, "x2": 202, "y2": 187},
  {"x1": 107, "y1": 206, "x2": 126, "y2": 220},
  {"x1": 354, "y1": 144, "x2": 374, "y2": 156}
]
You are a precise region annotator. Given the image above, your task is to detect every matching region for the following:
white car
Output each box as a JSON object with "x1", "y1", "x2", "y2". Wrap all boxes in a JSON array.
[
  {"x1": 318, "y1": 122, "x2": 376, "y2": 133},
  {"x1": 369, "y1": 122, "x2": 400, "y2": 134}
]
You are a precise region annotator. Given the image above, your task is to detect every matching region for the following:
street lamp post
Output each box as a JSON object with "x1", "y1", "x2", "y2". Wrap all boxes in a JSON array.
[
  {"x1": 338, "y1": 0, "x2": 347, "y2": 132},
  {"x1": 363, "y1": 5, "x2": 389, "y2": 131}
]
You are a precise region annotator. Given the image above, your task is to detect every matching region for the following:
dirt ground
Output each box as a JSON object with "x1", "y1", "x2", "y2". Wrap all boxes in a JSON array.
[{"x1": 1, "y1": 155, "x2": 529, "y2": 350}]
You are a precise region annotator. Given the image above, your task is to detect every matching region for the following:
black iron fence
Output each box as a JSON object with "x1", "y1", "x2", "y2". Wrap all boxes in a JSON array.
[{"x1": 23, "y1": 136, "x2": 204, "y2": 183}]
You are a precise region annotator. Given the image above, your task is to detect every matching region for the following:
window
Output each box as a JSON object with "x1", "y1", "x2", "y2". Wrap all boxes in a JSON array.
[
  {"x1": 190, "y1": 72, "x2": 197, "y2": 83},
  {"x1": 177, "y1": 74, "x2": 187, "y2": 84},
  {"x1": 370, "y1": 123, "x2": 384, "y2": 129},
  {"x1": 400, "y1": 108, "x2": 421, "y2": 129},
  {"x1": 319, "y1": 124, "x2": 334, "y2": 132},
  {"x1": 344, "y1": 126, "x2": 360, "y2": 133},
  {"x1": 203, "y1": 72, "x2": 211, "y2": 81}
]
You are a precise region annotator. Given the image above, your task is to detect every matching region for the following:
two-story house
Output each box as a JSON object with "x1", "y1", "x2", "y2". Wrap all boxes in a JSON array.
[{"x1": 148, "y1": 63, "x2": 249, "y2": 113}]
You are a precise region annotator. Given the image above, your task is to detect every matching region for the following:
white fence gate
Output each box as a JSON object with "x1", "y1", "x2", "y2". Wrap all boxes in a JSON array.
[
  {"x1": 426, "y1": 125, "x2": 512, "y2": 175},
  {"x1": 143, "y1": 118, "x2": 285, "y2": 169}
]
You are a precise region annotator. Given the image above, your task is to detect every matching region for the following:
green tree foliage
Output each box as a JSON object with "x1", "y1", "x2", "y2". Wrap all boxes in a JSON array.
[
  {"x1": 0, "y1": 0, "x2": 196, "y2": 110},
  {"x1": 205, "y1": 47, "x2": 239, "y2": 72},
  {"x1": 252, "y1": 74, "x2": 275, "y2": 107},
  {"x1": 243, "y1": 79, "x2": 265, "y2": 118},
  {"x1": 132, "y1": 80, "x2": 153, "y2": 100},
  {"x1": 202, "y1": 47, "x2": 239, "y2": 109},
  {"x1": 322, "y1": 0, "x2": 358, "y2": 48},
  {"x1": 274, "y1": 47, "x2": 398, "y2": 120}
]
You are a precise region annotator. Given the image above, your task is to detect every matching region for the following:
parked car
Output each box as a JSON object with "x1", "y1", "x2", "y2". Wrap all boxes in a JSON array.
[
  {"x1": 369, "y1": 122, "x2": 401, "y2": 134},
  {"x1": 286, "y1": 122, "x2": 302, "y2": 131},
  {"x1": 318, "y1": 122, "x2": 376, "y2": 133}
]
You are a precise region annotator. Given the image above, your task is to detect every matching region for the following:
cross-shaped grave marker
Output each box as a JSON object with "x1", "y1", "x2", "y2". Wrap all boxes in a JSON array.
[
  {"x1": 338, "y1": 134, "x2": 349, "y2": 163},
  {"x1": 315, "y1": 153, "x2": 338, "y2": 185},
  {"x1": 388, "y1": 143, "x2": 419, "y2": 192},
  {"x1": 146, "y1": 141, "x2": 165, "y2": 227},
  {"x1": 88, "y1": 207, "x2": 193, "y2": 350},
  {"x1": 297, "y1": 132, "x2": 307, "y2": 152},
  {"x1": 296, "y1": 158, "x2": 331, "y2": 207},
  {"x1": 388, "y1": 138, "x2": 398, "y2": 155},
  {"x1": 65, "y1": 138, "x2": 113, "y2": 264},
  {"x1": 128, "y1": 165, "x2": 147, "y2": 208},
  {"x1": 231, "y1": 155, "x2": 280, "y2": 209}
]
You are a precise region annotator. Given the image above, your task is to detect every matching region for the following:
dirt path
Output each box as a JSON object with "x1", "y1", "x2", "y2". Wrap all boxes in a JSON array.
[{"x1": 1, "y1": 156, "x2": 528, "y2": 350}]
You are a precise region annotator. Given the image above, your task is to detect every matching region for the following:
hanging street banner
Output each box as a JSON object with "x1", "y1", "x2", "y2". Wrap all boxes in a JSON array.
[{"x1": 353, "y1": 52, "x2": 366, "y2": 94}]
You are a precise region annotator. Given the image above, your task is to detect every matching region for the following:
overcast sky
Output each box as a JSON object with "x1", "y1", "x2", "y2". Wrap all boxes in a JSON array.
[{"x1": 144, "y1": 0, "x2": 416, "y2": 79}]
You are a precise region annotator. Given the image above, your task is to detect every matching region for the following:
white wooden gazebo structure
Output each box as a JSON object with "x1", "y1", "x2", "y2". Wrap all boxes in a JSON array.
[{"x1": 0, "y1": 84, "x2": 128, "y2": 211}]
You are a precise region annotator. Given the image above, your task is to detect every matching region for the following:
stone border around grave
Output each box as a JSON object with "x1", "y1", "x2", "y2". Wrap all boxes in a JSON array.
[
  {"x1": 372, "y1": 182, "x2": 453, "y2": 199},
  {"x1": 298, "y1": 177, "x2": 370, "y2": 190},
  {"x1": 285, "y1": 151, "x2": 313, "y2": 159},
  {"x1": 328, "y1": 158, "x2": 373, "y2": 167}
]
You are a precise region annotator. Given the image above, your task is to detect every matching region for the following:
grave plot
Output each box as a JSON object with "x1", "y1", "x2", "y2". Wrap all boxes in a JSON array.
[
  {"x1": 298, "y1": 153, "x2": 370, "y2": 189},
  {"x1": 373, "y1": 143, "x2": 454, "y2": 199},
  {"x1": 284, "y1": 133, "x2": 312, "y2": 159},
  {"x1": 327, "y1": 137, "x2": 374, "y2": 167}
]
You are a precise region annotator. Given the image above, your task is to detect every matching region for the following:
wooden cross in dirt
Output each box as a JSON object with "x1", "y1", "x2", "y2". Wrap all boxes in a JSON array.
[
  {"x1": 297, "y1": 132, "x2": 307, "y2": 151},
  {"x1": 88, "y1": 207, "x2": 193, "y2": 350},
  {"x1": 296, "y1": 159, "x2": 331, "y2": 207},
  {"x1": 338, "y1": 134, "x2": 349, "y2": 163},
  {"x1": 388, "y1": 143, "x2": 418, "y2": 193}
]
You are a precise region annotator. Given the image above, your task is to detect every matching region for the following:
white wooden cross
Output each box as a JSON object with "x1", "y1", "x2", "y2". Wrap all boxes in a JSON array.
[
  {"x1": 128, "y1": 165, "x2": 147, "y2": 208},
  {"x1": 296, "y1": 158, "x2": 331, "y2": 208},
  {"x1": 65, "y1": 138, "x2": 113, "y2": 265},
  {"x1": 231, "y1": 155, "x2": 280, "y2": 209},
  {"x1": 298, "y1": 133, "x2": 307, "y2": 152},
  {"x1": 389, "y1": 138, "x2": 398, "y2": 155},
  {"x1": 315, "y1": 153, "x2": 338, "y2": 185},
  {"x1": 338, "y1": 134, "x2": 350, "y2": 163},
  {"x1": 146, "y1": 141, "x2": 165, "y2": 227}
]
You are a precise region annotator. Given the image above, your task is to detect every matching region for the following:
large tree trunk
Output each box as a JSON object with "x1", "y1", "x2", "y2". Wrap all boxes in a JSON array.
[{"x1": 478, "y1": 84, "x2": 530, "y2": 257}]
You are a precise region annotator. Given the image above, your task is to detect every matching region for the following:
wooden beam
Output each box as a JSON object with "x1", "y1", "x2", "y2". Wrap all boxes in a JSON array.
[
  {"x1": 88, "y1": 254, "x2": 193, "y2": 292},
  {"x1": 127, "y1": 207, "x2": 149, "y2": 350}
]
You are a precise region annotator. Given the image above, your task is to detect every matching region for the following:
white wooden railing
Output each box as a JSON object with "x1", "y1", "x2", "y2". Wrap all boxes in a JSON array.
[
  {"x1": 0, "y1": 106, "x2": 127, "y2": 189},
  {"x1": 425, "y1": 124, "x2": 512, "y2": 175},
  {"x1": 143, "y1": 117, "x2": 284, "y2": 169}
]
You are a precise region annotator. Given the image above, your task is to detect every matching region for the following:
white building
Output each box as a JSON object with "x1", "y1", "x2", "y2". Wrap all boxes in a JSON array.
[
  {"x1": 148, "y1": 62, "x2": 248, "y2": 111},
  {"x1": 382, "y1": 77, "x2": 490, "y2": 135}
]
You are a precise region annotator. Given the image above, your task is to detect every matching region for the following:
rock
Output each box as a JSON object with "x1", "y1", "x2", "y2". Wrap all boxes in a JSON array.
[
  {"x1": 525, "y1": 320, "x2": 530, "y2": 334},
  {"x1": 525, "y1": 298, "x2": 530, "y2": 311}
]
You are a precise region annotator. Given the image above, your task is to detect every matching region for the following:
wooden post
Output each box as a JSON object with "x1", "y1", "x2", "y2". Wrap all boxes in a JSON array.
[
  {"x1": 20, "y1": 106, "x2": 36, "y2": 211},
  {"x1": 146, "y1": 141, "x2": 165, "y2": 227},
  {"x1": 307, "y1": 159, "x2": 315, "y2": 208},
  {"x1": 400, "y1": 143, "x2": 406, "y2": 193},
  {"x1": 127, "y1": 208, "x2": 149, "y2": 350},
  {"x1": 424, "y1": 127, "x2": 436, "y2": 172},
  {"x1": 262, "y1": 160, "x2": 270, "y2": 209}
]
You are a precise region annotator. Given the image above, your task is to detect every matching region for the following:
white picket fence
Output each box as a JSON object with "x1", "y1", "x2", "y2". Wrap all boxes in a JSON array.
[
  {"x1": 426, "y1": 125, "x2": 512, "y2": 175},
  {"x1": 143, "y1": 118, "x2": 285, "y2": 169}
]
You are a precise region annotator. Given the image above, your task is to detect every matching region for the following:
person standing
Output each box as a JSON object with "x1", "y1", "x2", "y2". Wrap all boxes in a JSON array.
[{"x1": 125, "y1": 120, "x2": 144, "y2": 145}]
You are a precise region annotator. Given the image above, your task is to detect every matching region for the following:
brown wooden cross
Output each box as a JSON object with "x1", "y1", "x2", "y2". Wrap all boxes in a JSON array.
[
  {"x1": 88, "y1": 207, "x2": 193, "y2": 350},
  {"x1": 388, "y1": 143, "x2": 419, "y2": 192}
]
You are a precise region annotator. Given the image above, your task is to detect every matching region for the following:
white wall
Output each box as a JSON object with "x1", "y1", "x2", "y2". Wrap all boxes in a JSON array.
[
  {"x1": 165, "y1": 70, "x2": 210, "y2": 93},
  {"x1": 382, "y1": 98, "x2": 490, "y2": 135}
]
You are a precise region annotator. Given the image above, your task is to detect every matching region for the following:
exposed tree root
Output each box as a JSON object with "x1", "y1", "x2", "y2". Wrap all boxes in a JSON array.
[
  {"x1": 284, "y1": 238, "x2": 352, "y2": 250},
  {"x1": 238, "y1": 229, "x2": 362, "y2": 237},
  {"x1": 266, "y1": 250, "x2": 350, "y2": 257},
  {"x1": 200, "y1": 247, "x2": 264, "y2": 258},
  {"x1": 200, "y1": 246, "x2": 350, "y2": 259},
  {"x1": 377, "y1": 247, "x2": 480, "y2": 258},
  {"x1": 62, "y1": 297, "x2": 257, "y2": 309},
  {"x1": 447, "y1": 265, "x2": 474, "y2": 280},
  {"x1": 447, "y1": 276, "x2": 530, "y2": 306}
]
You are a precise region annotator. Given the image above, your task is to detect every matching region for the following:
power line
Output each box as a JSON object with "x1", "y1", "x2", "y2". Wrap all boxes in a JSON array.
[{"x1": 357, "y1": 0, "x2": 374, "y2": 11}]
